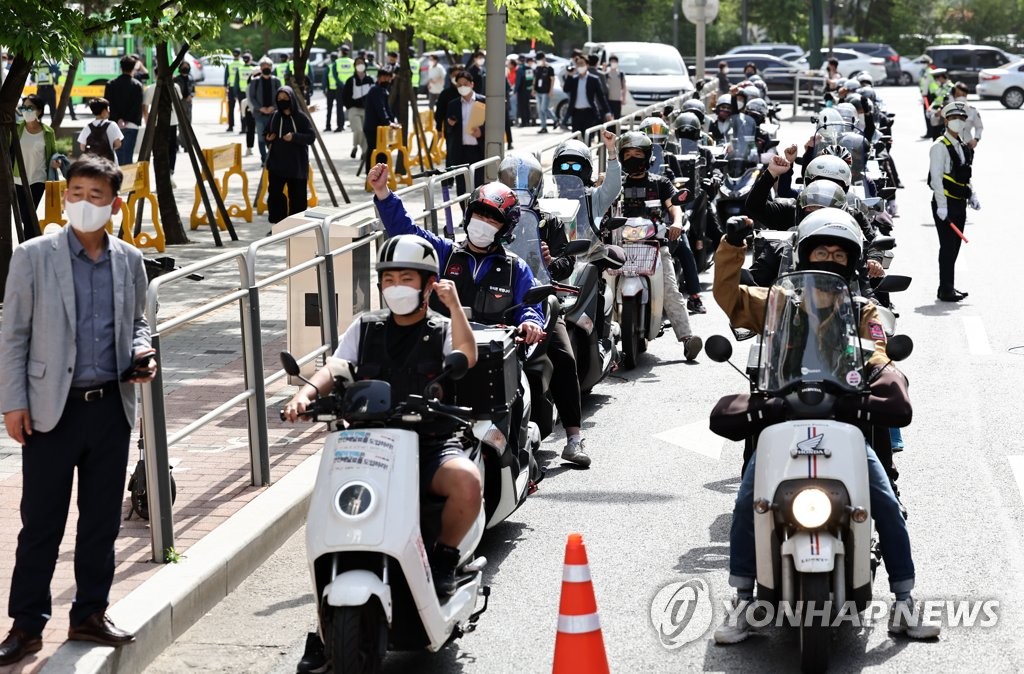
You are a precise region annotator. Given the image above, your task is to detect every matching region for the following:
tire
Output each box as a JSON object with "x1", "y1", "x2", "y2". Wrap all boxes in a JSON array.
[
  {"x1": 798, "y1": 572, "x2": 831, "y2": 674},
  {"x1": 620, "y1": 296, "x2": 642, "y2": 369},
  {"x1": 898, "y1": 71, "x2": 913, "y2": 86},
  {"x1": 131, "y1": 470, "x2": 177, "y2": 521},
  {"x1": 1001, "y1": 87, "x2": 1024, "y2": 109},
  {"x1": 555, "y1": 100, "x2": 568, "y2": 126},
  {"x1": 330, "y1": 604, "x2": 386, "y2": 674}
]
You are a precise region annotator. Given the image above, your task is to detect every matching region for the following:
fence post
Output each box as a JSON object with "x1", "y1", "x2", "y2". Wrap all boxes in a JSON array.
[
  {"x1": 239, "y1": 256, "x2": 270, "y2": 486},
  {"x1": 141, "y1": 339, "x2": 176, "y2": 562},
  {"x1": 317, "y1": 217, "x2": 340, "y2": 352}
]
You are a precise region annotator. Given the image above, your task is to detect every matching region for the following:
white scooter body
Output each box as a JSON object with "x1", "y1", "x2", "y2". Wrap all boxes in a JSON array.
[
  {"x1": 753, "y1": 419, "x2": 873, "y2": 610},
  {"x1": 608, "y1": 244, "x2": 665, "y2": 342},
  {"x1": 307, "y1": 427, "x2": 486, "y2": 652}
]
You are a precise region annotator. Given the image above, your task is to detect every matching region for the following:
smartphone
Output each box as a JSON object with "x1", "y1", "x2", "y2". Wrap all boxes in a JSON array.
[{"x1": 120, "y1": 350, "x2": 156, "y2": 382}]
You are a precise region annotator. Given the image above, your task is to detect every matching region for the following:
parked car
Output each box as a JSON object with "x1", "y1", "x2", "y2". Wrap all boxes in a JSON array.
[
  {"x1": 583, "y1": 41, "x2": 693, "y2": 114},
  {"x1": 792, "y1": 48, "x2": 887, "y2": 82},
  {"x1": 198, "y1": 52, "x2": 233, "y2": 87},
  {"x1": 898, "y1": 55, "x2": 930, "y2": 86},
  {"x1": 836, "y1": 42, "x2": 901, "y2": 83},
  {"x1": 976, "y1": 60, "x2": 1024, "y2": 108},
  {"x1": 266, "y1": 47, "x2": 329, "y2": 88},
  {"x1": 924, "y1": 44, "x2": 1015, "y2": 91},
  {"x1": 725, "y1": 43, "x2": 804, "y2": 60},
  {"x1": 706, "y1": 54, "x2": 805, "y2": 94}
]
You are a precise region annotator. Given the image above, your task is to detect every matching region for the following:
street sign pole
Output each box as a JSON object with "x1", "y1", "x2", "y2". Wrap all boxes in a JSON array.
[{"x1": 683, "y1": 0, "x2": 718, "y2": 82}]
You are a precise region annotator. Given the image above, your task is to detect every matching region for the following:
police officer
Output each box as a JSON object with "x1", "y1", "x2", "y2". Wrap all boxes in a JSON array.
[
  {"x1": 322, "y1": 53, "x2": 341, "y2": 132},
  {"x1": 225, "y1": 48, "x2": 244, "y2": 132},
  {"x1": 927, "y1": 68, "x2": 953, "y2": 140},
  {"x1": 929, "y1": 100, "x2": 978, "y2": 302},
  {"x1": 32, "y1": 59, "x2": 59, "y2": 120},
  {"x1": 335, "y1": 46, "x2": 355, "y2": 131},
  {"x1": 918, "y1": 56, "x2": 938, "y2": 138}
]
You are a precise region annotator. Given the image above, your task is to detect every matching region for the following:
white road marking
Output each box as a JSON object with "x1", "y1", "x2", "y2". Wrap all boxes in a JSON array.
[
  {"x1": 963, "y1": 316, "x2": 992, "y2": 356},
  {"x1": 1008, "y1": 457, "x2": 1024, "y2": 506},
  {"x1": 652, "y1": 421, "x2": 725, "y2": 461}
]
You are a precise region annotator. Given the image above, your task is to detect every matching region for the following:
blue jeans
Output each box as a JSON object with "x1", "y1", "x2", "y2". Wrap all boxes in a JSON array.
[
  {"x1": 116, "y1": 127, "x2": 139, "y2": 165},
  {"x1": 673, "y1": 234, "x2": 701, "y2": 296},
  {"x1": 254, "y1": 112, "x2": 272, "y2": 163},
  {"x1": 536, "y1": 92, "x2": 555, "y2": 129},
  {"x1": 729, "y1": 445, "x2": 914, "y2": 595}
]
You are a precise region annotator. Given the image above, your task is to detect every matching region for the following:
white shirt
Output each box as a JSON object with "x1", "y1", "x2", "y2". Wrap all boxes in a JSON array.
[
  {"x1": 77, "y1": 119, "x2": 125, "y2": 165},
  {"x1": 574, "y1": 73, "x2": 591, "y2": 109},
  {"x1": 16, "y1": 126, "x2": 46, "y2": 186},
  {"x1": 960, "y1": 102, "x2": 983, "y2": 143},
  {"x1": 332, "y1": 314, "x2": 454, "y2": 362},
  {"x1": 427, "y1": 64, "x2": 446, "y2": 94},
  {"x1": 928, "y1": 131, "x2": 968, "y2": 210},
  {"x1": 461, "y1": 96, "x2": 478, "y2": 146},
  {"x1": 143, "y1": 82, "x2": 182, "y2": 126}
]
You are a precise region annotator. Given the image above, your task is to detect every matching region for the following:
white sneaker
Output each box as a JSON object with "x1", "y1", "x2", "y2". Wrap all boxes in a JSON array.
[
  {"x1": 714, "y1": 596, "x2": 752, "y2": 644},
  {"x1": 888, "y1": 598, "x2": 941, "y2": 639},
  {"x1": 561, "y1": 437, "x2": 591, "y2": 467}
]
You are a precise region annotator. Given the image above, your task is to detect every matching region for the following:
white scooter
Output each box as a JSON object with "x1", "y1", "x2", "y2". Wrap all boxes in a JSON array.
[
  {"x1": 604, "y1": 216, "x2": 666, "y2": 369},
  {"x1": 279, "y1": 352, "x2": 489, "y2": 673},
  {"x1": 705, "y1": 271, "x2": 914, "y2": 672}
]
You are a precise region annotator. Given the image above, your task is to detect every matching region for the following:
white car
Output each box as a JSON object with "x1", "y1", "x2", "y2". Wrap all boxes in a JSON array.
[
  {"x1": 898, "y1": 55, "x2": 929, "y2": 86},
  {"x1": 792, "y1": 48, "x2": 887, "y2": 82},
  {"x1": 584, "y1": 41, "x2": 693, "y2": 115},
  {"x1": 199, "y1": 52, "x2": 233, "y2": 87},
  {"x1": 976, "y1": 60, "x2": 1024, "y2": 108}
]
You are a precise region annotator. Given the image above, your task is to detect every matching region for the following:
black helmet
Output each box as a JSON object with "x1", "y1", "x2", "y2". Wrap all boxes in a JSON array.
[
  {"x1": 617, "y1": 131, "x2": 653, "y2": 164},
  {"x1": 552, "y1": 139, "x2": 594, "y2": 185},
  {"x1": 464, "y1": 182, "x2": 522, "y2": 240},
  {"x1": 672, "y1": 112, "x2": 703, "y2": 141},
  {"x1": 498, "y1": 151, "x2": 544, "y2": 210}
]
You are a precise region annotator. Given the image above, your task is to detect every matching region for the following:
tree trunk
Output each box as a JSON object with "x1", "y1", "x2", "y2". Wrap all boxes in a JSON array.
[
  {"x1": 393, "y1": 26, "x2": 414, "y2": 132},
  {"x1": 52, "y1": 56, "x2": 81, "y2": 130},
  {"x1": 0, "y1": 56, "x2": 33, "y2": 298},
  {"x1": 153, "y1": 41, "x2": 189, "y2": 245}
]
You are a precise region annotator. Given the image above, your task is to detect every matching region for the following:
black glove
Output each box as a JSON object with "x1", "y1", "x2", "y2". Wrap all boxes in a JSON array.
[{"x1": 724, "y1": 216, "x2": 753, "y2": 246}]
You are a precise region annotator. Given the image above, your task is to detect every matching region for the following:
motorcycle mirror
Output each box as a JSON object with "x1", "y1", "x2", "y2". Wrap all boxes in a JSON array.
[
  {"x1": 705, "y1": 335, "x2": 734, "y2": 362},
  {"x1": 861, "y1": 197, "x2": 882, "y2": 210},
  {"x1": 869, "y1": 235, "x2": 896, "y2": 251},
  {"x1": 879, "y1": 187, "x2": 897, "y2": 201},
  {"x1": 874, "y1": 274, "x2": 912, "y2": 293},
  {"x1": 443, "y1": 351, "x2": 470, "y2": 381},
  {"x1": 522, "y1": 284, "x2": 555, "y2": 305},
  {"x1": 564, "y1": 239, "x2": 591, "y2": 256},
  {"x1": 885, "y1": 334, "x2": 913, "y2": 362},
  {"x1": 280, "y1": 351, "x2": 301, "y2": 377},
  {"x1": 731, "y1": 325, "x2": 757, "y2": 342},
  {"x1": 602, "y1": 216, "x2": 627, "y2": 232}
]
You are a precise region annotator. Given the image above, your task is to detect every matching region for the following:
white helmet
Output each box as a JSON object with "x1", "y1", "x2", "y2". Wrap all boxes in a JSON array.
[
  {"x1": 805, "y1": 154, "x2": 853, "y2": 191},
  {"x1": 816, "y1": 107, "x2": 845, "y2": 130},
  {"x1": 857, "y1": 72, "x2": 874, "y2": 85},
  {"x1": 377, "y1": 234, "x2": 439, "y2": 276},
  {"x1": 795, "y1": 208, "x2": 863, "y2": 279},
  {"x1": 798, "y1": 181, "x2": 848, "y2": 211},
  {"x1": 941, "y1": 100, "x2": 969, "y2": 119}
]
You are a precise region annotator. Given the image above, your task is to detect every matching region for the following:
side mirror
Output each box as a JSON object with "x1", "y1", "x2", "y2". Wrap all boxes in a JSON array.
[
  {"x1": 886, "y1": 334, "x2": 913, "y2": 362},
  {"x1": 874, "y1": 274, "x2": 912, "y2": 293},
  {"x1": 564, "y1": 239, "x2": 591, "y2": 256},
  {"x1": 879, "y1": 187, "x2": 897, "y2": 201},
  {"x1": 869, "y1": 235, "x2": 896, "y2": 251},
  {"x1": 522, "y1": 284, "x2": 555, "y2": 305},
  {"x1": 280, "y1": 351, "x2": 301, "y2": 377},
  {"x1": 705, "y1": 335, "x2": 734, "y2": 362},
  {"x1": 443, "y1": 351, "x2": 470, "y2": 381},
  {"x1": 602, "y1": 216, "x2": 627, "y2": 232}
]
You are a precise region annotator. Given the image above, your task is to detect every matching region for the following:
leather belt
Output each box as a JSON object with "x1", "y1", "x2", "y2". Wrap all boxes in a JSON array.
[{"x1": 69, "y1": 381, "x2": 119, "y2": 402}]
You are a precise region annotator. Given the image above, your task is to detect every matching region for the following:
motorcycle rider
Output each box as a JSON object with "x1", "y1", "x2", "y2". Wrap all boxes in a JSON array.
[
  {"x1": 617, "y1": 131, "x2": 706, "y2": 347},
  {"x1": 283, "y1": 235, "x2": 481, "y2": 598},
  {"x1": 710, "y1": 94, "x2": 734, "y2": 143},
  {"x1": 711, "y1": 208, "x2": 941, "y2": 643}
]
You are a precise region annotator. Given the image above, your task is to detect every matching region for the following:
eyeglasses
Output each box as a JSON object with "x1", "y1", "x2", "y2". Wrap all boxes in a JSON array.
[
  {"x1": 559, "y1": 162, "x2": 583, "y2": 171},
  {"x1": 809, "y1": 247, "x2": 849, "y2": 265}
]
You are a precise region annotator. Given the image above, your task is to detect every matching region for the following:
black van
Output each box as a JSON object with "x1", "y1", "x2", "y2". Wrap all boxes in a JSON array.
[{"x1": 924, "y1": 45, "x2": 1014, "y2": 91}]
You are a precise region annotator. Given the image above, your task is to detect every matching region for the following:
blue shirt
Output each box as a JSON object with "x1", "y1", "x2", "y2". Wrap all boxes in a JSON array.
[{"x1": 68, "y1": 227, "x2": 118, "y2": 387}]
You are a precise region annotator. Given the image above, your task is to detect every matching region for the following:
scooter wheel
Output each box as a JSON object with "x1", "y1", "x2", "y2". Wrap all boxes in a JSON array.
[{"x1": 328, "y1": 603, "x2": 387, "y2": 674}]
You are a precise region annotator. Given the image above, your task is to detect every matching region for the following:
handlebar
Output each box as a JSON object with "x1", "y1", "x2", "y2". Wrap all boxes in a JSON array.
[{"x1": 410, "y1": 163, "x2": 473, "y2": 180}]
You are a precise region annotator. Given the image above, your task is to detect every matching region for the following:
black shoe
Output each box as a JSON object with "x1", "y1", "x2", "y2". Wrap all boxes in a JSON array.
[
  {"x1": 429, "y1": 542, "x2": 461, "y2": 598},
  {"x1": 297, "y1": 632, "x2": 328, "y2": 673},
  {"x1": 687, "y1": 294, "x2": 707, "y2": 314},
  {"x1": 226, "y1": 127, "x2": 234, "y2": 132},
  {"x1": 350, "y1": 148, "x2": 358, "y2": 159},
  {"x1": 67, "y1": 612, "x2": 135, "y2": 646},
  {"x1": 324, "y1": 126, "x2": 332, "y2": 132},
  {"x1": 937, "y1": 289, "x2": 965, "y2": 302},
  {"x1": 0, "y1": 628, "x2": 42, "y2": 666},
  {"x1": 538, "y1": 128, "x2": 548, "y2": 134},
  {"x1": 954, "y1": 288, "x2": 969, "y2": 299}
]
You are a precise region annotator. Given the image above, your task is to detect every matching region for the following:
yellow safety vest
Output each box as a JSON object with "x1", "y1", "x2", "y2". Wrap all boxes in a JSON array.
[
  {"x1": 326, "y1": 61, "x2": 339, "y2": 90},
  {"x1": 410, "y1": 62, "x2": 421, "y2": 88},
  {"x1": 337, "y1": 56, "x2": 355, "y2": 82},
  {"x1": 226, "y1": 59, "x2": 243, "y2": 89},
  {"x1": 275, "y1": 61, "x2": 289, "y2": 79},
  {"x1": 34, "y1": 63, "x2": 53, "y2": 85},
  {"x1": 936, "y1": 135, "x2": 972, "y2": 200}
]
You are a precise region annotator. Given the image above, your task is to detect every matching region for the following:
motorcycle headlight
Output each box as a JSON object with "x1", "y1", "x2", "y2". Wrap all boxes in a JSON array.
[
  {"x1": 335, "y1": 481, "x2": 375, "y2": 519},
  {"x1": 622, "y1": 224, "x2": 655, "y2": 241},
  {"x1": 791, "y1": 488, "x2": 832, "y2": 529}
]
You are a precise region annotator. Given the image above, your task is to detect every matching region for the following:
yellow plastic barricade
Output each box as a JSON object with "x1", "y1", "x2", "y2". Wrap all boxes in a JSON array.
[
  {"x1": 40, "y1": 180, "x2": 67, "y2": 229},
  {"x1": 191, "y1": 143, "x2": 253, "y2": 230},
  {"x1": 408, "y1": 110, "x2": 445, "y2": 172},
  {"x1": 255, "y1": 166, "x2": 319, "y2": 216},
  {"x1": 22, "y1": 84, "x2": 106, "y2": 99},
  {"x1": 114, "y1": 161, "x2": 165, "y2": 252},
  {"x1": 196, "y1": 85, "x2": 229, "y2": 125},
  {"x1": 366, "y1": 125, "x2": 413, "y2": 192}
]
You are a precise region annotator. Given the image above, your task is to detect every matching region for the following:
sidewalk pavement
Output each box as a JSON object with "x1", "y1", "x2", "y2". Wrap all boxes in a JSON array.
[{"x1": 0, "y1": 96, "x2": 571, "y2": 673}]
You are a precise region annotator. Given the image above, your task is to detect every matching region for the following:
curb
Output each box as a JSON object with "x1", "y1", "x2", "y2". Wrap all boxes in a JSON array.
[{"x1": 40, "y1": 450, "x2": 321, "y2": 674}]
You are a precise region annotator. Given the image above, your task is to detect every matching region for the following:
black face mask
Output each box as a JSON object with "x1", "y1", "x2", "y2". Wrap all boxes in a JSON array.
[
  {"x1": 803, "y1": 260, "x2": 850, "y2": 279},
  {"x1": 622, "y1": 156, "x2": 648, "y2": 175},
  {"x1": 277, "y1": 99, "x2": 291, "y2": 112},
  {"x1": 261, "y1": 68, "x2": 272, "y2": 76}
]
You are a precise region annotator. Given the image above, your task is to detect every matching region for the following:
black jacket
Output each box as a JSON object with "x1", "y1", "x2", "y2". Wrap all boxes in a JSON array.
[
  {"x1": 363, "y1": 83, "x2": 395, "y2": 134},
  {"x1": 562, "y1": 73, "x2": 611, "y2": 119},
  {"x1": 445, "y1": 94, "x2": 486, "y2": 159},
  {"x1": 434, "y1": 83, "x2": 461, "y2": 132},
  {"x1": 342, "y1": 73, "x2": 373, "y2": 109},
  {"x1": 104, "y1": 74, "x2": 143, "y2": 126},
  {"x1": 264, "y1": 86, "x2": 316, "y2": 180}
]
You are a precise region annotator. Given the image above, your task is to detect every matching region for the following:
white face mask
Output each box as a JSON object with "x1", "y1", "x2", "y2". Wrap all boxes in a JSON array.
[
  {"x1": 65, "y1": 199, "x2": 113, "y2": 233},
  {"x1": 457, "y1": 85, "x2": 472, "y2": 96},
  {"x1": 467, "y1": 217, "x2": 497, "y2": 248},
  {"x1": 946, "y1": 118, "x2": 966, "y2": 134},
  {"x1": 476, "y1": 58, "x2": 485, "y2": 66},
  {"x1": 382, "y1": 285, "x2": 422, "y2": 315},
  {"x1": 355, "y1": 64, "x2": 366, "y2": 73},
  {"x1": 21, "y1": 109, "x2": 38, "y2": 123},
  {"x1": 609, "y1": 62, "x2": 618, "y2": 70},
  {"x1": 576, "y1": 65, "x2": 588, "y2": 75}
]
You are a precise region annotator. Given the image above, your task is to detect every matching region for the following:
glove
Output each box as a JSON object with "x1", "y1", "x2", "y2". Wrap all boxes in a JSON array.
[
  {"x1": 936, "y1": 206, "x2": 948, "y2": 221},
  {"x1": 969, "y1": 193, "x2": 981, "y2": 210},
  {"x1": 724, "y1": 216, "x2": 753, "y2": 246}
]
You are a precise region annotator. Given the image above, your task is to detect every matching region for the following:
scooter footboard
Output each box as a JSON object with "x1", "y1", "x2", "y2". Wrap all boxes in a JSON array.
[
  {"x1": 324, "y1": 569, "x2": 394, "y2": 623},
  {"x1": 783, "y1": 532, "x2": 843, "y2": 573}
]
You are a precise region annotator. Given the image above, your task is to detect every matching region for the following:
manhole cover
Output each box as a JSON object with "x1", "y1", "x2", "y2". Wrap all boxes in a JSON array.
[{"x1": 1009, "y1": 347, "x2": 1024, "y2": 356}]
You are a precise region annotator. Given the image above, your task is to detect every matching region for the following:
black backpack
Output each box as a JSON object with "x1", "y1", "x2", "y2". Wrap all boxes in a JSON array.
[{"x1": 84, "y1": 121, "x2": 115, "y2": 162}]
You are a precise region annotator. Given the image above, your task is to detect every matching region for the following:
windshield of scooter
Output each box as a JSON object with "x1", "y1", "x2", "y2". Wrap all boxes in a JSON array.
[
  {"x1": 553, "y1": 174, "x2": 594, "y2": 240},
  {"x1": 725, "y1": 130, "x2": 758, "y2": 179},
  {"x1": 758, "y1": 271, "x2": 866, "y2": 394},
  {"x1": 504, "y1": 208, "x2": 550, "y2": 284}
]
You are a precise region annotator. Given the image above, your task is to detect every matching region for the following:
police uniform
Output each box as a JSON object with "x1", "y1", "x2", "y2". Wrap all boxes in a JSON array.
[
  {"x1": 323, "y1": 57, "x2": 342, "y2": 131},
  {"x1": 335, "y1": 53, "x2": 355, "y2": 130},
  {"x1": 927, "y1": 70, "x2": 953, "y2": 140},
  {"x1": 918, "y1": 63, "x2": 938, "y2": 137},
  {"x1": 33, "y1": 62, "x2": 58, "y2": 119},
  {"x1": 928, "y1": 104, "x2": 974, "y2": 300},
  {"x1": 225, "y1": 54, "x2": 244, "y2": 131}
]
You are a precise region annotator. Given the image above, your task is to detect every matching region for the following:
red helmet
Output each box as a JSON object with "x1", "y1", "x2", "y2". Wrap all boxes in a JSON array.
[{"x1": 464, "y1": 182, "x2": 521, "y2": 239}]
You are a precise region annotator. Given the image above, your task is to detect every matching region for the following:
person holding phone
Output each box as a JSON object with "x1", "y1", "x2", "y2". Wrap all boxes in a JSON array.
[{"x1": 0, "y1": 156, "x2": 156, "y2": 665}]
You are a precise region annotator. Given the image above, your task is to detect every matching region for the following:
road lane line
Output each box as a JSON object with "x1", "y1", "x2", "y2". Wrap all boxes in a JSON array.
[
  {"x1": 962, "y1": 316, "x2": 992, "y2": 356},
  {"x1": 652, "y1": 421, "x2": 724, "y2": 461},
  {"x1": 1008, "y1": 457, "x2": 1024, "y2": 507}
]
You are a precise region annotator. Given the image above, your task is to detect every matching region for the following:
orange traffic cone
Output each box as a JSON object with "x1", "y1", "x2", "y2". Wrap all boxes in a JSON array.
[{"x1": 552, "y1": 533, "x2": 610, "y2": 674}]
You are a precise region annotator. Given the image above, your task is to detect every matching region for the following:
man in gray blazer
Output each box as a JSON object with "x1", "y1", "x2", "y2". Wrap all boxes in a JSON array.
[{"x1": 0, "y1": 156, "x2": 156, "y2": 665}]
